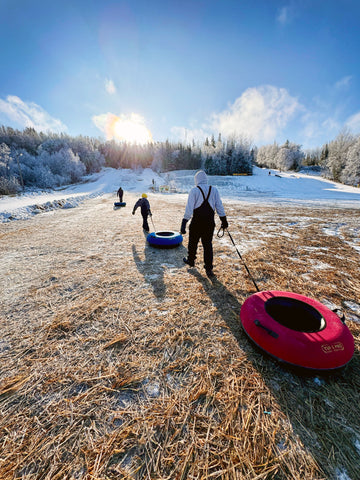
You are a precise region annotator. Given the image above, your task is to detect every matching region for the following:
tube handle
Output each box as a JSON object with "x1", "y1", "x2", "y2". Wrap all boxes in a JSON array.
[{"x1": 254, "y1": 319, "x2": 279, "y2": 338}]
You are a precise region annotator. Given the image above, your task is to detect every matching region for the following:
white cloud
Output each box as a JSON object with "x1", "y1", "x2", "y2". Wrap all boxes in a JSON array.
[
  {"x1": 169, "y1": 86, "x2": 302, "y2": 146},
  {"x1": 346, "y1": 111, "x2": 360, "y2": 133},
  {"x1": 322, "y1": 116, "x2": 341, "y2": 132},
  {"x1": 0, "y1": 95, "x2": 67, "y2": 133},
  {"x1": 334, "y1": 75, "x2": 353, "y2": 90},
  {"x1": 276, "y1": 2, "x2": 299, "y2": 25},
  {"x1": 92, "y1": 112, "x2": 112, "y2": 135},
  {"x1": 105, "y1": 78, "x2": 116, "y2": 95},
  {"x1": 208, "y1": 86, "x2": 302, "y2": 143},
  {"x1": 277, "y1": 6, "x2": 290, "y2": 25},
  {"x1": 171, "y1": 84, "x2": 358, "y2": 149}
]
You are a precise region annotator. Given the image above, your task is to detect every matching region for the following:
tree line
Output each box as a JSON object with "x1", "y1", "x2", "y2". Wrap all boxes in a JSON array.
[
  {"x1": 256, "y1": 129, "x2": 360, "y2": 186},
  {"x1": 0, "y1": 125, "x2": 359, "y2": 195}
]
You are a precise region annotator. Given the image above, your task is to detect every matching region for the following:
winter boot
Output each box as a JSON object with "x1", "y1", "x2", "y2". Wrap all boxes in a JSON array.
[{"x1": 183, "y1": 257, "x2": 195, "y2": 267}]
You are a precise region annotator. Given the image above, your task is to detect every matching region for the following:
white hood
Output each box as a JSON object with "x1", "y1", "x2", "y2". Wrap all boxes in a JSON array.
[{"x1": 194, "y1": 170, "x2": 208, "y2": 186}]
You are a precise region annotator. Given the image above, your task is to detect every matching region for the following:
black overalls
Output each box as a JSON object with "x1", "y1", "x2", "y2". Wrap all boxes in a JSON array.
[{"x1": 188, "y1": 186, "x2": 215, "y2": 271}]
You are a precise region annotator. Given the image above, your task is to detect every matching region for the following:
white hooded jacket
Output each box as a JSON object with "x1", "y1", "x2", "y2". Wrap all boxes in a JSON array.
[{"x1": 183, "y1": 170, "x2": 226, "y2": 221}]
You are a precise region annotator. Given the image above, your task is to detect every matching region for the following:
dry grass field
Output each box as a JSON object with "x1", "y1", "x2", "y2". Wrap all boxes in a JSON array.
[{"x1": 1, "y1": 192, "x2": 360, "y2": 480}]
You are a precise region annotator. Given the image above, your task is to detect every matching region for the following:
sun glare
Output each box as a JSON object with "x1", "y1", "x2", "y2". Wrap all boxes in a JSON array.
[{"x1": 107, "y1": 114, "x2": 153, "y2": 144}]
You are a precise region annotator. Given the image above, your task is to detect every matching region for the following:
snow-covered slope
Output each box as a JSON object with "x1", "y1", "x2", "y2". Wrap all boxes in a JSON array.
[{"x1": 1, "y1": 167, "x2": 360, "y2": 222}]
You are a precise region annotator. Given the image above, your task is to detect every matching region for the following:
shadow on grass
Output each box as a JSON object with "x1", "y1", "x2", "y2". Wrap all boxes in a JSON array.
[
  {"x1": 190, "y1": 269, "x2": 360, "y2": 480},
  {"x1": 132, "y1": 241, "x2": 187, "y2": 301}
]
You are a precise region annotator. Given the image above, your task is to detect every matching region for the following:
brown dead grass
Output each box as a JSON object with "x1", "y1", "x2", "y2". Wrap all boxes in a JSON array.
[{"x1": 0, "y1": 192, "x2": 359, "y2": 479}]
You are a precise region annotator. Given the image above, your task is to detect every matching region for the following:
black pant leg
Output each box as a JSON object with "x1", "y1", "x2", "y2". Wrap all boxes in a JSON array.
[
  {"x1": 201, "y1": 224, "x2": 215, "y2": 271},
  {"x1": 142, "y1": 214, "x2": 149, "y2": 231},
  {"x1": 188, "y1": 223, "x2": 202, "y2": 264}
]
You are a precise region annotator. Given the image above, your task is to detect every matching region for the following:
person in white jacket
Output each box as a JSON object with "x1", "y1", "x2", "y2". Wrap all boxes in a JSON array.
[{"x1": 180, "y1": 170, "x2": 228, "y2": 277}]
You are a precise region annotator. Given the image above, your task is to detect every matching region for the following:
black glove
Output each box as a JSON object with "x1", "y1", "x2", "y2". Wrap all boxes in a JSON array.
[
  {"x1": 180, "y1": 218, "x2": 188, "y2": 234},
  {"x1": 220, "y1": 216, "x2": 228, "y2": 229},
  {"x1": 132, "y1": 210, "x2": 135, "y2": 215}
]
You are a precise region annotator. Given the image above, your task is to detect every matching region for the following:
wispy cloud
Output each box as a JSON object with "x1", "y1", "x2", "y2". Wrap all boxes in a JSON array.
[
  {"x1": 346, "y1": 111, "x2": 360, "y2": 132},
  {"x1": 334, "y1": 75, "x2": 353, "y2": 90},
  {"x1": 105, "y1": 78, "x2": 116, "y2": 95},
  {"x1": 277, "y1": 6, "x2": 290, "y2": 25},
  {"x1": 0, "y1": 95, "x2": 67, "y2": 133},
  {"x1": 276, "y1": 3, "x2": 298, "y2": 25},
  {"x1": 299, "y1": 107, "x2": 341, "y2": 144}
]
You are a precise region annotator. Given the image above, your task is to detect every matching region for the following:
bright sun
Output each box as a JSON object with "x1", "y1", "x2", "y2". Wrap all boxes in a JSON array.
[{"x1": 109, "y1": 114, "x2": 153, "y2": 144}]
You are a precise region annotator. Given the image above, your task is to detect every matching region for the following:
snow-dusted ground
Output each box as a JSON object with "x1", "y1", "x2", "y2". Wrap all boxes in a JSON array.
[
  {"x1": 1, "y1": 167, "x2": 360, "y2": 480},
  {"x1": 1, "y1": 166, "x2": 360, "y2": 222}
]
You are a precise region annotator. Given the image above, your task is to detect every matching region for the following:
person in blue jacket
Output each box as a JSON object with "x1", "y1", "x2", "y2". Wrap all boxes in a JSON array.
[
  {"x1": 180, "y1": 170, "x2": 228, "y2": 277},
  {"x1": 133, "y1": 193, "x2": 152, "y2": 232}
]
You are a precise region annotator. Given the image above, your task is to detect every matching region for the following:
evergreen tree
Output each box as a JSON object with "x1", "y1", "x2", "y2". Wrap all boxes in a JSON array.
[{"x1": 320, "y1": 144, "x2": 329, "y2": 166}]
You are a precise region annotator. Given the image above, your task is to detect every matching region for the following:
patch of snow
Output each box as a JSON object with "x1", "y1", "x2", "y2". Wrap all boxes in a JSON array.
[
  {"x1": 142, "y1": 379, "x2": 161, "y2": 398},
  {"x1": 308, "y1": 259, "x2": 333, "y2": 270},
  {"x1": 355, "y1": 438, "x2": 360, "y2": 454},
  {"x1": 321, "y1": 299, "x2": 341, "y2": 311},
  {"x1": 335, "y1": 467, "x2": 352, "y2": 480},
  {"x1": 347, "y1": 314, "x2": 360, "y2": 324},
  {"x1": 343, "y1": 301, "x2": 360, "y2": 315}
]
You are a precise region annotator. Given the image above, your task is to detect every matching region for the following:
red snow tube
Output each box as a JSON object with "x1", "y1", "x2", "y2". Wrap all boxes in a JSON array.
[{"x1": 240, "y1": 290, "x2": 354, "y2": 371}]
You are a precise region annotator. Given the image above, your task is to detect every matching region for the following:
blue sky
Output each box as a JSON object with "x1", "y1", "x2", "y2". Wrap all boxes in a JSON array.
[{"x1": 1, "y1": 0, "x2": 360, "y2": 149}]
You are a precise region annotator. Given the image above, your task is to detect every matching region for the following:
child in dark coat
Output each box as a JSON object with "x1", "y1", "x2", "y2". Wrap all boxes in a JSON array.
[
  {"x1": 132, "y1": 193, "x2": 152, "y2": 232},
  {"x1": 117, "y1": 187, "x2": 124, "y2": 202}
]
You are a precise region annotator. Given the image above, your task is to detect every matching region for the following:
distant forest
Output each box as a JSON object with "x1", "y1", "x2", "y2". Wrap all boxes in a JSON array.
[{"x1": 0, "y1": 125, "x2": 359, "y2": 195}]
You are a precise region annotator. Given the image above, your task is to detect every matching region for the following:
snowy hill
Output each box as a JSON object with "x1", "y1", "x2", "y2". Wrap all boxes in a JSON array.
[{"x1": 1, "y1": 166, "x2": 360, "y2": 222}]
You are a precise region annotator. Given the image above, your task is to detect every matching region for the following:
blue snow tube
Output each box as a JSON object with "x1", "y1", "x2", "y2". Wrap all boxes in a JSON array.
[{"x1": 147, "y1": 231, "x2": 183, "y2": 248}]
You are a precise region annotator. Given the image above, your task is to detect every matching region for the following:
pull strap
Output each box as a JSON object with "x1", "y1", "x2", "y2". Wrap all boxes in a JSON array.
[{"x1": 197, "y1": 185, "x2": 212, "y2": 201}]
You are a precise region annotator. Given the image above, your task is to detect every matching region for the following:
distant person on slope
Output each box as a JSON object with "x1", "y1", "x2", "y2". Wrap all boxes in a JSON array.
[
  {"x1": 132, "y1": 193, "x2": 152, "y2": 232},
  {"x1": 180, "y1": 170, "x2": 228, "y2": 277},
  {"x1": 117, "y1": 187, "x2": 124, "y2": 202}
]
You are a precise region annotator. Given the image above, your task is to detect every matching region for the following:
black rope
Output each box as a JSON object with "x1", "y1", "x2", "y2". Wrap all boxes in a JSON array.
[{"x1": 218, "y1": 227, "x2": 260, "y2": 292}]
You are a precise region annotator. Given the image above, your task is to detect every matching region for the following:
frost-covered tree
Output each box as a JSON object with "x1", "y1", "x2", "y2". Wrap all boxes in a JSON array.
[
  {"x1": 69, "y1": 136, "x2": 105, "y2": 173},
  {"x1": 0, "y1": 143, "x2": 11, "y2": 178},
  {"x1": 39, "y1": 148, "x2": 86, "y2": 186},
  {"x1": 255, "y1": 141, "x2": 303, "y2": 171},
  {"x1": 341, "y1": 135, "x2": 360, "y2": 186},
  {"x1": 325, "y1": 128, "x2": 355, "y2": 182},
  {"x1": 202, "y1": 134, "x2": 253, "y2": 175},
  {"x1": 255, "y1": 143, "x2": 279, "y2": 169},
  {"x1": 15, "y1": 151, "x2": 42, "y2": 186},
  {"x1": 38, "y1": 137, "x2": 70, "y2": 155},
  {"x1": 0, "y1": 142, "x2": 21, "y2": 194},
  {"x1": 275, "y1": 140, "x2": 304, "y2": 171}
]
